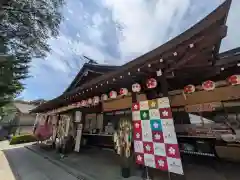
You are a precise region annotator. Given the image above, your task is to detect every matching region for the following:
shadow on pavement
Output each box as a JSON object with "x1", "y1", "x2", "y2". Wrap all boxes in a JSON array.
[{"x1": 26, "y1": 144, "x2": 240, "y2": 180}]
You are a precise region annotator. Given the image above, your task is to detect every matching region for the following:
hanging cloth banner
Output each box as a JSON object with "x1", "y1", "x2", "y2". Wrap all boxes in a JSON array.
[{"x1": 132, "y1": 97, "x2": 184, "y2": 175}]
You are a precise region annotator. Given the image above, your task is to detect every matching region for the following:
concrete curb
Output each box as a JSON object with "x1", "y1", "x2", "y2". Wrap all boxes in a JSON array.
[{"x1": 25, "y1": 146, "x2": 96, "y2": 180}]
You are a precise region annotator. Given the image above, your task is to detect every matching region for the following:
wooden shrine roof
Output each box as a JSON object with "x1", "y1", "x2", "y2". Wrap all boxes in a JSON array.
[
  {"x1": 64, "y1": 62, "x2": 119, "y2": 93},
  {"x1": 31, "y1": 0, "x2": 233, "y2": 113}
]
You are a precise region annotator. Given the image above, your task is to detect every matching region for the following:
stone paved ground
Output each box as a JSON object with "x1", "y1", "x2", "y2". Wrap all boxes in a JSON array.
[
  {"x1": 0, "y1": 141, "x2": 80, "y2": 180},
  {"x1": 26, "y1": 144, "x2": 240, "y2": 180}
]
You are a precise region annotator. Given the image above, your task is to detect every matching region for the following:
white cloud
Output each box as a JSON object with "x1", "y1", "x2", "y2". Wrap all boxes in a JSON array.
[
  {"x1": 102, "y1": 0, "x2": 191, "y2": 61},
  {"x1": 102, "y1": 0, "x2": 240, "y2": 61}
]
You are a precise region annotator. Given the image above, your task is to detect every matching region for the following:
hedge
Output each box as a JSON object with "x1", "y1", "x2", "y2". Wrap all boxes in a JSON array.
[{"x1": 9, "y1": 134, "x2": 36, "y2": 145}]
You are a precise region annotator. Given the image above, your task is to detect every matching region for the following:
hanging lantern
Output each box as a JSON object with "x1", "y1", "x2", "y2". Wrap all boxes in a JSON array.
[
  {"x1": 228, "y1": 75, "x2": 240, "y2": 85},
  {"x1": 77, "y1": 102, "x2": 82, "y2": 108},
  {"x1": 101, "y1": 94, "x2": 108, "y2": 101},
  {"x1": 146, "y1": 78, "x2": 157, "y2": 89},
  {"x1": 202, "y1": 80, "x2": 215, "y2": 91},
  {"x1": 132, "y1": 83, "x2": 141, "y2": 92},
  {"x1": 81, "y1": 100, "x2": 87, "y2": 107},
  {"x1": 93, "y1": 96, "x2": 100, "y2": 105},
  {"x1": 87, "y1": 98, "x2": 93, "y2": 105},
  {"x1": 119, "y1": 88, "x2": 128, "y2": 96},
  {"x1": 184, "y1": 84, "x2": 195, "y2": 94},
  {"x1": 109, "y1": 91, "x2": 117, "y2": 98}
]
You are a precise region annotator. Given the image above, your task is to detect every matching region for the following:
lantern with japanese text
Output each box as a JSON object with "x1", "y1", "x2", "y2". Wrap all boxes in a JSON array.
[
  {"x1": 202, "y1": 80, "x2": 215, "y2": 91},
  {"x1": 228, "y1": 75, "x2": 240, "y2": 85},
  {"x1": 146, "y1": 78, "x2": 157, "y2": 89},
  {"x1": 119, "y1": 88, "x2": 128, "y2": 96},
  {"x1": 101, "y1": 94, "x2": 108, "y2": 101},
  {"x1": 183, "y1": 84, "x2": 195, "y2": 94},
  {"x1": 132, "y1": 83, "x2": 141, "y2": 92},
  {"x1": 110, "y1": 91, "x2": 117, "y2": 98},
  {"x1": 87, "y1": 98, "x2": 93, "y2": 105},
  {"x1": 93, "y1": 96, "x2": 100, "y2": 105}
]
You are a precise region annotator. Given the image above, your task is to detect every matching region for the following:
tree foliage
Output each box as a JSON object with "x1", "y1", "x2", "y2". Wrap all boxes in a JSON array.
[{"x1": 0, "y1": 0, "x2": 65, "y2": 106}]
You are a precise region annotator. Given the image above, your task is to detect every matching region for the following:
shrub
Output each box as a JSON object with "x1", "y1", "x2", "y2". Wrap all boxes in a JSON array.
[{"x1": 9, "y1": 134, "x2": 36, "y2": 145}]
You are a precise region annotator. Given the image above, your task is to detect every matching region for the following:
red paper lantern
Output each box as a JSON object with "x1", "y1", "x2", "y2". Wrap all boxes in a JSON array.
[
  {"x1": 202, "y1": 80, "x2": 215, "y2": 91},
  {"x1": 119, "y1": 88, "x2": 128, "y2": 95},
  {"x1": 183, "y1": 84, "x2": 195, "y2": 94},
  {"x1": 146, "y1": 78, "x2": 157, "y2": 89},
  {"x1": 132, "y1": 83, "x2": 141, "y2": 92},
  {"x1": 228, "y1": 75, "x2": 240, "y2": 85},
  {"x1": 109, "y1": 91, "x2": 117, "y2": 98}
]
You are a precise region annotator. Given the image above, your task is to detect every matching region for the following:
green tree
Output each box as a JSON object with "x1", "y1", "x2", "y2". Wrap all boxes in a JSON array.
[{"x1": 0, "y1": 0, "x2": 65, "y2": 106}]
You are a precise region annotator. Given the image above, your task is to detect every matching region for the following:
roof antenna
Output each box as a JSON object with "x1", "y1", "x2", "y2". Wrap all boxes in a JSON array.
[{"x1": 83, "y1": 55, "x2": 98, "y2": 64}]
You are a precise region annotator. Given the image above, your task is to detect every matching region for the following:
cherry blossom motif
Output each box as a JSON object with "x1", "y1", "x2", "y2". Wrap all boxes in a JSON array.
[
  {"x1": 136, "y1": 133, "x2": 141, "y2": 139},
  {"x1": 202, "y1": 80, "x2": 215, "y2": 91},
  {"x1": 150, "y1": 101, "x2": 156, "y2": 108},
  {"x1": 183, "y1": 84, "x2": 195, "y2": 94},
  {"x1": 168, "y1": 147, "x2": 176, "y2": 155},
  {"x1": 132, "y1": 83, "x2": 141, "y2": 92},
  {"x1": 162, "y1": 110, "x2": 168, "y2": 117},
  {"x1": 154, "y1": 133, "x2": 161, "y2": 140},
  {"x1": 119, "y1": 88, "x2": 128, "y2": 95},
  {"x1": 146, "y1": 78, "x2": 157, "y2": 89},
  {"x1": 145, "y1": 145, "x2": 151, "y2": 152},
  {"x1": 132, "y1": 103, "x2": 139, "y2": 110},
  {"x1": 228, "y1": 75, "x2": 240, "y2": 85},
  {"x1": 158, "y1": 160, "x2": 165, "y2": 167},
  {"x1": 153, "y1": 122, "x2": 159, "y2": 129},
  {"x1": 109, "y1": 91, "x2": 117, "y2": 98},
  {"x1": 137, "y1": 155, "x2": 143, "y2": 162},
  {"x1": 135, "y1": 122, "x2": 140, "y2": 128}
]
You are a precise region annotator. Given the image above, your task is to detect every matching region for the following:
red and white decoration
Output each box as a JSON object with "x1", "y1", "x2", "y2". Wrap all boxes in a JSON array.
[
  {"x1": 109, "y1": 91, "x2": 117, "y2": 99},
  {"x1": 183, "y1": 84, "x2": 195, "y2": 94},
  {"x1": 132, "y1": 83, "x2": 141, "y2": 93},
  {"x1": 146, "y1": 78, "x2": 157, "y2": 89},
  {"x1": 228, "y1": 75, "x2": 240, "y2": 85},
  {"x1": 119, "y1": 88, "x2": 128, "y2": 96},
  {"x1": 87, "y1": 98, "x2": 93, "y2": 105},
  {"x1": 101, "y1": 94, "x2": 108, "y2": 101},
  {"x1": 202, "y1": 80, "x2": 215, "y2": 91},
  {"x1": 81, "y1": 100, "x2": 87, "y2": 107},
  {"x1": 93, "y1": 96, "x2": 100, "y2": 105},
  {"x1": 132, "y1": 97, "x2": 183, "y2": 175}
]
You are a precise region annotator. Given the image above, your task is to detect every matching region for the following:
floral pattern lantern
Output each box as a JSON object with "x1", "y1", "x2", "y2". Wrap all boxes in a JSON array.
[
  {"x1": 228, "y1": 75, "x2": 240, "y2": 85},
  {"x1": 119, "y1": 88, "x2": 128, "y2": 96},
  {"x1": 184, "y1": 84, "x2": 195, "y2": 94},
  {"x1": 87, "y1": 98, "x2": 93, "y2": 105},
  {"x1": 110, "y1": 91, "x2": 117, "y2": 98},
  {"x1": 132, "y1": 83, "x2": 141, "y2": 93},
  {"x1": 146, "y1": 78, "x2": 157, "y2": 89},
  {"x1": 101, "y1": 94, "x2": 108, "y2": 101},
  {"x1": 202, "y1": 80, "x2": 215, "y2": 91},
  {"x1": 93, "y1": 96, "x2": 100, "y2": 105}
]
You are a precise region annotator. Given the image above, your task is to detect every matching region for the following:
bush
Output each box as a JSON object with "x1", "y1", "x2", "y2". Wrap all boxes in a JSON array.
[{"x1": 9, "y1": 134, "x2": 36, "y2": 145}]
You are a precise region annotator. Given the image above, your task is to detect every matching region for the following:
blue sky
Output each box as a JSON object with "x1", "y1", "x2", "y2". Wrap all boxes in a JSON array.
[{"x1": 19, "y1": 0, "x2": 240, "y2": 100}]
